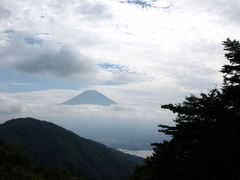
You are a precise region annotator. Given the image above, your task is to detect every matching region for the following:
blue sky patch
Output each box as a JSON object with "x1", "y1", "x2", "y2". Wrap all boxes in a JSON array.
[
  {"x1": 4, "y1": 29, "x2": 14, "y2": 33},
  {"x1": 102, "y1": 80, "x2": 127, "y2": 86},
  {"x1": 119, "y1": 0, "x2": 172, "y2": 9},
  {"x1": 120, "y1": 0, "x2": 152, "y2": 8},
  {"x1": 98, "y1": 63, "x2": 127, "y2": 72},
  {"x1": 98, "y1": 63, "x2": 138, "y2": 74},
  {"x1": 24, "y1": 37, "x2": 44, "y2": 46}
]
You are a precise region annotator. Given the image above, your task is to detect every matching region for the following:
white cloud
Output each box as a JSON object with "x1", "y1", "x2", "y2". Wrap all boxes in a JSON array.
[
  {"x1": 75, "y1": 0, "x2": 112, "y2": 20},
  {"x1": 6, "y1": 88, "x2": 174, "y2": 122},
  {"x1": 169, "y1": 0, "x2": 240, "y2": 25},
  {"x1": 0, "y1": 93, "x2": 25, "y2": 115},
  {"x1": 111, "y1": 70, "x2": 141, "y2": 83},
  {"x1": 153, "y1": 1, "x2": 171, "y2": 8}
]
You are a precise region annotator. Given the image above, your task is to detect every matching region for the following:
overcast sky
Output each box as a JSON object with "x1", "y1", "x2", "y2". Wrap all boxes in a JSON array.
[{"x1": 0, "y1": 0, "x2": 240, "y2": 144}]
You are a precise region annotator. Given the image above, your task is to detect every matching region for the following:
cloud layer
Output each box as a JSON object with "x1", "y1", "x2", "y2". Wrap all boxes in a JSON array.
[
  {"x1": 1, "y1": 0, "x2": 238, "y2": 87},
  {"x1": 75, "y1": 1, "x2": 112, "y2": 20},
  {"x1": 0, "y1": 4, "x2": 11, "y2": 20},
  {"x1": 0, "y1": 93, "x2": 24, "y2": 115},
  {"x1": 0, "y1": 31, "x2": 98, "y2": 83},
  {"x1": 0, "y1": 0, "x2": 240, "y2": 144}
]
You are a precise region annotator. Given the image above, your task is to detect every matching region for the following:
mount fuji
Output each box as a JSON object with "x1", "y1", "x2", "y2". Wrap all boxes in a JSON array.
[{"x1": 61, "y1": 90, "x2": 117, "y2": 106}]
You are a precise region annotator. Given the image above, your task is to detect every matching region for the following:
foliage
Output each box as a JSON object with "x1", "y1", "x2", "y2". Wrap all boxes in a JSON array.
[
  {"x1": 0, "y1": 139, "x2": 85, "y2": 180},
  {"x1": 0, "y1": 118, "x2": 143, "y2": 180},
  {"x1": 129, "y1": 39, "x2": 240, "y2": 180}
]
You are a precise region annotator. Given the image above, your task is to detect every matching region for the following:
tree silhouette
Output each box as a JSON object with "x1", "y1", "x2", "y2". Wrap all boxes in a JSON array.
[{"x1": 129, "y1": 39, "x2": 240, "y2": 180}]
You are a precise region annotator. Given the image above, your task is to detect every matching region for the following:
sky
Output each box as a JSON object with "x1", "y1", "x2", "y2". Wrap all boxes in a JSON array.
[{"x1": 0, "y1": 0, "x2": 240, "y2": 148}]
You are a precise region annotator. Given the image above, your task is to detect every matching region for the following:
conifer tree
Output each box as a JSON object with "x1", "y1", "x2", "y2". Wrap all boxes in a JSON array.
[{"x1": 130, "y1": 39, "x2": 240, "y2": 180}]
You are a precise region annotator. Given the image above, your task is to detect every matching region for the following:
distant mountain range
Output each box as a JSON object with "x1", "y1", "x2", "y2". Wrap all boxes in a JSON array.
[
  {"x1": 61, "y1": 90, "x2": 117, "y2": 106},
  {"x1": 0, "y1": 117, "x2": 143, "y2": 180}
]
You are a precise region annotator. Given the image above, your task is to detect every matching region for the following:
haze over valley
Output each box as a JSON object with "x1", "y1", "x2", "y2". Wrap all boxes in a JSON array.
[{"x1": 0, "y1": 0, "x2": 239, "y2": 156}]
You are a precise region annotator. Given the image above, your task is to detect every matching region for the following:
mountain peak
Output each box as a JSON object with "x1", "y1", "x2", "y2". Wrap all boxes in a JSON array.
[{"x1": 61, "y1": 90, "x2": 117, "y2": 106}]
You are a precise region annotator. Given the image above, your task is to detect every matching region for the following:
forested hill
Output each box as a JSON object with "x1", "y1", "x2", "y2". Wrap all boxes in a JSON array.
[{"x1": 0, "y1": 117, "x2": 144, "y2": 180}]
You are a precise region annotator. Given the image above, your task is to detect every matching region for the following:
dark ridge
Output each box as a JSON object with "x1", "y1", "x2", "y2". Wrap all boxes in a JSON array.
[{"x1": 0, "y1": 117, "x2": 143, "y2": 180}]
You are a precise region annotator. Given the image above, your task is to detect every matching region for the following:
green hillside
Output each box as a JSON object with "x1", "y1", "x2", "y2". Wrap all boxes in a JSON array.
[{"x1": 0, "y1": 117, "x2": 143, "y2": 180}]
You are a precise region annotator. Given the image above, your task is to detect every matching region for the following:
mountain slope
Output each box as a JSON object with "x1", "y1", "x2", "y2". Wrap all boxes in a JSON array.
[
  {"x1": 0, "y1": 117, "x2": 143, "y2": 180},
  {"x1": 61, "y1": 90, "x2": 117, "y2": 106},
  {"x1": 0, "y1": 139, "x2": 85, "y2": 180}
]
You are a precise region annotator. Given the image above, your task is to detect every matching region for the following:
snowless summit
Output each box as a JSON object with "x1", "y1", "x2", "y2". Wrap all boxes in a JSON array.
[{"x1": 61, "y1": 90, "x2": 117, "y2": 106}]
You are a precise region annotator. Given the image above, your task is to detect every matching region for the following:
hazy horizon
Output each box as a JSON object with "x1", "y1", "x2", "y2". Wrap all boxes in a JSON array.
[{"x1": 1, "y1": 0, "x2": 240, "y2": 150}]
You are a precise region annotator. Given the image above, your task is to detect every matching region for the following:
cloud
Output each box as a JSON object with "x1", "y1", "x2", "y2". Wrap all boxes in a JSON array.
[
  {"x1": 0, "y1": 93, "x2": 24, "y2": 115},
  {"x1": 0, "y1": 4, "x2": 11, "y2": 20},
  {"x1": 0, "y1": 84, "x2": 5, "y2": 92},
  {"x1": 178, "y1": 0, "x2": 240, "y2": 24},
  {"x1": 118, "y1": 0, "x2": 171, "y2": 9},
  {"x1": 0, "y1": 101, "x2": 170, "y2": 141},
  {"x1": 112, "y1": 104, "x2": 136, "y2": 112},
  {"x1": 0, "y1": 88, "x2": 174, "y2": 142},
  {"x1": 9, "y1": 83, "x2": 37, "y2": 86},
  {"x1": 111, "y1": 70, "x2": 141, "y2": 83},
  {"x1": 0, "y1": 31, "x2": 98, "y2": 83},
  {"x1": 218, "y1": 1, "x2": 240, "y2": 24},
  {"x1": 97, "y1": 63, "x2": 142, "y2": 83},
  {"x1": 75, "y1": 1, "x2": 112, "y2": 20},
  {"x1": 6, "y1": 88, "x2": 174, "y2": 122},
  {"x1": 0, "y1": 1, "x2": 239, "y2": 114},
  {"x1": 121, "y1": 0, "x2": 152, "y2": 8}
]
